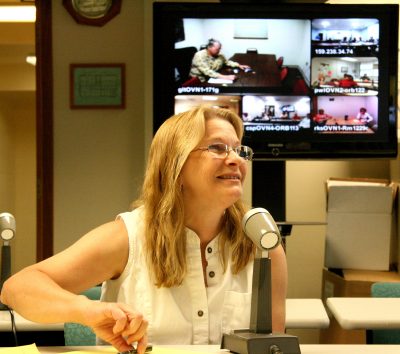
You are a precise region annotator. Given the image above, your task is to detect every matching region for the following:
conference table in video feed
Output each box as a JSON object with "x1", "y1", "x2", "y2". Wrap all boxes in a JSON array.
[
  {"x1": 324, "y1": 117, "x2": 375, "y2": 133},
  {"x1": 222, "y1": 53, "x2": 282, "y2": 87}
]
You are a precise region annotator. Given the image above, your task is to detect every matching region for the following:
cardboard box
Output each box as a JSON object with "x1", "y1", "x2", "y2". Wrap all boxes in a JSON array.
[
  {"x1": 324, "y1": 178, "x2": 398, "y2": 271},
  {"x1": 320, "y1": 268, "x2": 400, "y2": 344}
]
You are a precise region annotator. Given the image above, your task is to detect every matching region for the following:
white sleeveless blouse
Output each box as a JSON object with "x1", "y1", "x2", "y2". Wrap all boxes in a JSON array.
[{"x1": 100, "y1": 207, "x2": 253, "y2": 344}]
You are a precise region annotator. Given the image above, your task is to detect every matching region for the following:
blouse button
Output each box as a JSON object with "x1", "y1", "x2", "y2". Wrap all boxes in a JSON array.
[
  {"x1": 198, "y1": 310, "x2": 204, "y2": 317},
  {"x1": 207, "y1": 247, "x2": 212, "y2": 253},
  {"x1": 209, "y1": 271, "x2": 215, "y2": 278}
]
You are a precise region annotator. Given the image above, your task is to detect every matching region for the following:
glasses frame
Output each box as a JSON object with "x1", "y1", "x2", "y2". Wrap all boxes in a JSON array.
[{"x1": 192, "y1": 143, "x2": 254, "y2": 161}]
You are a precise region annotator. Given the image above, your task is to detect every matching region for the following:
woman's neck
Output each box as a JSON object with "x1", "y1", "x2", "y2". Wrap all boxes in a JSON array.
[{"x1": 184, "y1": 205, "x2": 225, "y2": 245}]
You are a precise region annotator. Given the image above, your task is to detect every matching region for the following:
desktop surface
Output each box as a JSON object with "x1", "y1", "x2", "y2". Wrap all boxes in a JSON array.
[
  {"x1": 327, "y1": 297, "x2": 400, "y2": 330},
  {"x1": 36, "y1": 344, "x2": 400, "y2": 354}
]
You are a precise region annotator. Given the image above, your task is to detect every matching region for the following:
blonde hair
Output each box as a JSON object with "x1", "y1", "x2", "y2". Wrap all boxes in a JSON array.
[{"x1": 133, "y1": 105, "x2": 255, "y2": 287}]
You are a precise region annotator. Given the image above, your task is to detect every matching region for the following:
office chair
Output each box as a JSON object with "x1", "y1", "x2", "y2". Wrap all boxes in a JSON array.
[
  {"x1": 246, "y1": 48, "x2": 258, "y2": 54},
  {"x1": 173, "y1": 46, "x2": 197, "y2": 85},
  {"x1": 276, "y1": 56, "x2": 284, "y2": 68},
  {"x1": 280, "y1": 67, "x2": 288, "y2": 82},
  {"x1": 367, "y1": 282, "x2": 400, "y2": 344},
  {"x1": 64, "y1": 286, "x2": 102, "y2": 345}
]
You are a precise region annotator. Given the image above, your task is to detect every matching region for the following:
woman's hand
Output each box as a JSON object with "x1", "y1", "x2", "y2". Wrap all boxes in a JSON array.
[{"x1": 86, "y1": 301, "x2": 148, "y2": 353}]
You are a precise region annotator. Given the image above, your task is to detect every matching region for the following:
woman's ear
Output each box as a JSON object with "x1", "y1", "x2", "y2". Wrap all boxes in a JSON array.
[{"x1": 178, "y1": 176, "x2": 183, "y2": 191}]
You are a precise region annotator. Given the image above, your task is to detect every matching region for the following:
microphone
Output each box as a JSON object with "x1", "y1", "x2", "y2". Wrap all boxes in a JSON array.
[
  {"x1": 221, "y1": 207, "x2": 300, "y2": 354},
  {"x1": 242, "y1": 208, "x2": 281, "y2": 334},
  {"x1": 0, "y1": 213, "x2": 16, "y2": 242},
  {"x1": 242, "y1": 208, "x2": 281, "y2": 252},
  {"x1": 0, "y1": 212, "x2": 15, "y2": 311}
]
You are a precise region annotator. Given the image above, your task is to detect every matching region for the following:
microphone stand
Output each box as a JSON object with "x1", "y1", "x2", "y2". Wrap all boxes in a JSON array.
[
  {"x1": 221, "y1": 249, "x2": 301, "y2": 354},
  {"x1": 0, "y1": 240, "x2": 11, "y2": 310},
  {"x1": 0, "y1": 212, "x2": 15, "y2": 310}
]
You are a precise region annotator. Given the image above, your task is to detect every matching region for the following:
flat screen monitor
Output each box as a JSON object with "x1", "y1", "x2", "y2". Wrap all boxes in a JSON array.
[{"x1": 153, "y1": 2, "x2": 398, "y2": 159}]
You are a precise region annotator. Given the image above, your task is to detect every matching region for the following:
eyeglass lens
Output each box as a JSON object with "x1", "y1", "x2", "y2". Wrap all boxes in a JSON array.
[{"x1": 208, "y1": 143, "x2": 253, "y2": 160}]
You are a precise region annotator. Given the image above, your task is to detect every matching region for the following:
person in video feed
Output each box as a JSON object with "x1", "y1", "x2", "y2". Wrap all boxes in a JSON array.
[
  {"x1": 356, "y1": 107, "x2": 374, "y2": 126},
  {"x1": 338, "y1": 74, "x2": 358, "y2": 88},
  {"x1": 313, "y1": 109, "x2": 332, "y2": 126},
  {"x1": 189, "y1": 38, "x2": 250, "y2": 83}
]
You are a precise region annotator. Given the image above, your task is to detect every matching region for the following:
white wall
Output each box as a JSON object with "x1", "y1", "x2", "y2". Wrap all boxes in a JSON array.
[
  {"x1": 52, "y1": 1, "x2": 146, "y2": 252},
  {"x1": 0, "y1": 97, "x2": 15, "y2": 216},
  {"x1": 0, "y1": 91, "x2": 36, "y2": 272}
]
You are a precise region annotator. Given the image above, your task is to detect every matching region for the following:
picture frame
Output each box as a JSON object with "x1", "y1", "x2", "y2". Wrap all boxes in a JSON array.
[
  {"x1": 340, "y1": 66, "x2": 348, "y2": 73},
  {"x1": 70, "y1": 63, "x2": 125, "y2": 109},
  {"x1": 63, "y1": 0, "x2": 122, "y2": 27}
]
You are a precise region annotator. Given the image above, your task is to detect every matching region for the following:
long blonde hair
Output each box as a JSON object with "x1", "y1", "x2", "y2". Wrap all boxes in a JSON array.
[{"x1": 133, "y1": 106, "x2": 255, "y2": 287}]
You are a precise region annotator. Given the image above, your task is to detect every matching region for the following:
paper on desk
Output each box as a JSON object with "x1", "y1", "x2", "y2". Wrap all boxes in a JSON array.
[
  {"x1": 64, "y1": 347, "x2": 213, "y2": 354},
  {"x1": 147, "y1": 348, "x2": 213, "y2": 354},
  {"x1": 63, "y1": 349, "x2": 116, "y2": 354},
  {"x1": 207, "y1": 78, "x2": 233, "y2": 84},
  {"x1": 0, "y1": 344, "x2": 41, "y2": 354}
]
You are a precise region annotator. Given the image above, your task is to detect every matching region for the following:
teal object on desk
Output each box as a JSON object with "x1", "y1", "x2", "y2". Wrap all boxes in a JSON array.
[
  {"x1": 64, "y1": 286, "x2": 102, "y2": 345},
  {"x1": 369, "y1": 282, "x2": 400, "y2": 344}
]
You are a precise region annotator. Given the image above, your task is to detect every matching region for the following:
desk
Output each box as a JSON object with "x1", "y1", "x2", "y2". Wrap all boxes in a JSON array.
[
  {"x1": 37, "y1": 344, "x2": 400, "y2": 354},
  {"x1": 0, "y1": 299, "x2": 328, "y2": 346},
  {"x1": 315, "y1": 117, "x2": 374, "y2": 134},
  {"x1": 326, "y1": 117, "x2": 365, "y2": 126},
  {"x1": 0, "y1": 311, "x2": 63, "y2": 331},
  {"x1": 327, "y1": 297, "x2": 400, "y2": 330},
  {"x1": 286, "y1": 299, "x2": 329, "y2": 329},
  {"x1": 0, "y1": 311, "x2": 64, "y2": 346},
  {"x1": 0, "y1": 299, "x2": 328, "y2": 332},
  {"x1": 225, "y1": 53, "x2": 281, "y2": 87},
  {"x1": 250, "y1": 118, "x2": 300, "y2": 125}
]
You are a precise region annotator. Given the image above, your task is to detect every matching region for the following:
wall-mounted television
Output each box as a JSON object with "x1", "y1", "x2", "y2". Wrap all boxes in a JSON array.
[{"x1": 153, "y1": 2, "x2": 398, "y2": 160}]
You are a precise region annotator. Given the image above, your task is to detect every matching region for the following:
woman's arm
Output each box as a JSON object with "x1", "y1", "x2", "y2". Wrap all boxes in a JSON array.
[
  {"x1": 270, "y1": 244, "x2": 288, "y2": 333},
  {"x1": 0, "y1": 219, "x2": 148, "y2": 352}
]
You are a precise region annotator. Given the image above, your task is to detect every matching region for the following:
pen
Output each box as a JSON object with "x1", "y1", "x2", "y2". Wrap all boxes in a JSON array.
[{"x1": 119, "y1": 344, "x2": 153, "y2": 354}]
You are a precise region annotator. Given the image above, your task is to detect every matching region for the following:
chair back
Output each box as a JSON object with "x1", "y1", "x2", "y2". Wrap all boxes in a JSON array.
[
  {"x1": 277, "y1": 56, "x2": 284, "y2": 68},
  {"x1": 64, "y1": 286, "x2": 102, "y2": 346},
  {"x1": 246, "y1": 48, "x2": 258, "y2": 54},
  {"x1": 368, "y1": 282, "x2": 400, "y2": 344},
  {"x1": 280, "y1": 67, "x2": 288, "y2": 81},
  {"x1": 173, "y1": 46, "x2": 198, "y2": 84}
]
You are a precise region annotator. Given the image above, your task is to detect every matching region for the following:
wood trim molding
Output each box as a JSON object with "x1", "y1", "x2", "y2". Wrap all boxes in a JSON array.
[{"x1": 35, "y1": 0, "x2": 54, "y2": 261}]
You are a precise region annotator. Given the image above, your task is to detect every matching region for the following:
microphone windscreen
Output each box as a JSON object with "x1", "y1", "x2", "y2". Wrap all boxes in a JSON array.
[
  {"x1": 0, "y1": 213, "x2": 16, "y2": 241},
  {"x1": 242, "y1": 208, "x2": 281, "y2": 250}
]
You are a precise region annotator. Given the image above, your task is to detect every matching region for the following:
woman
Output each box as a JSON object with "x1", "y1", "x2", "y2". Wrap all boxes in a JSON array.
[
  {"x1": 356, "y1": 107, "x2": 374, "y2": 126},
  {"x1": 1, "y1": 106, "x2": 287, "y2": 352}
]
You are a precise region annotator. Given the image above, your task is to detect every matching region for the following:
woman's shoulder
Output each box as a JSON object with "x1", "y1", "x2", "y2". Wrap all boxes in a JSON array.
[
  {"x1": 118, "y1": 206, "x2": 143, "y2": 218},
  {"x1": 117, "y1": 207, "x2": 145, "y2": 233}
]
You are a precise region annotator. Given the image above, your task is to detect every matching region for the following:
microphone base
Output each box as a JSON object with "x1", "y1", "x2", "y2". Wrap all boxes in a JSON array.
[
  {"x1": 0, "y1": 301, "x2": 9, "y2": 311},
  {"x1": 221, "y1": 330, "x2": 301, "y2": 354}
]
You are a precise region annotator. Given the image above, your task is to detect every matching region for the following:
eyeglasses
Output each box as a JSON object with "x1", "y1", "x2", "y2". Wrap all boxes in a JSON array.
[{"x1": 192, "y1": 143, "x2": 254, "y2": 161}]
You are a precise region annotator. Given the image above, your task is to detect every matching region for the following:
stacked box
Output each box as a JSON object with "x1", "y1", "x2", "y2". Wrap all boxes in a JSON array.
[{"x1": 324, "y1": 178, "x2": 398, "y2": 271}]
